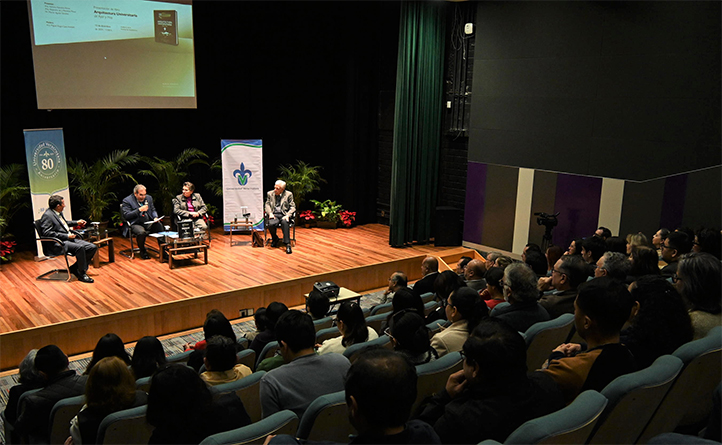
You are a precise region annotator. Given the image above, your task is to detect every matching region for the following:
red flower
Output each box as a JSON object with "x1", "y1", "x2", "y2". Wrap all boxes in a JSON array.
[
  {"x1": 339, "y1": 210, "x2": 356, "y2": 227},
  {"x1": 300, "y1": 210, "x2": 315, "y2": 221}
]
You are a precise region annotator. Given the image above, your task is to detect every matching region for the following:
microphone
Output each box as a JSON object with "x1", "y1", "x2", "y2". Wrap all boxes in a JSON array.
[{"x1": 141, "y1": 200, "x2": 147, "y2": 217}]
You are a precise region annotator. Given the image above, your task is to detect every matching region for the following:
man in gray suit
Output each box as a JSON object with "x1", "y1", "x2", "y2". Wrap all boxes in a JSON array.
[{"x1": 265, "y1": 180, "x2": 296, "y2": 254}]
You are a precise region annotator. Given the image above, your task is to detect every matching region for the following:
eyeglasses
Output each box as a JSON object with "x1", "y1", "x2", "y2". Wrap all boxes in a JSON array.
[
  {"x1": 459, "y1": 350, "x2": 466, "y2": 361},
  {"x1": 662, "y1": 244, "x2": 673, "y2": 250},
  {"x1": 384, "y1": 327, "x2": 395, "y2": 340},
  {"x1": 552, "y1": 268, "x2": 565, "y2": 276}
]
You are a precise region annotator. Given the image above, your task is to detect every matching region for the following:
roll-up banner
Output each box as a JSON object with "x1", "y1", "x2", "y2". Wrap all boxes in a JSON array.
[{"x1": 221, "y1": 139, "x2": 264, "y2": 232}]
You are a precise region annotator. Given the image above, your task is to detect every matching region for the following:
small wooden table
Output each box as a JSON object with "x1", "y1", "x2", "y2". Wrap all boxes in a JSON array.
[
  {"x1": 229, "y1": 221, "x2": 254, "y2": 246},
  {"x1": 91, "y1": 237, "x2": 115, "y2": 268},
  {"x1": 161, "y1": 238, "x2": 209, "y2": 269}
]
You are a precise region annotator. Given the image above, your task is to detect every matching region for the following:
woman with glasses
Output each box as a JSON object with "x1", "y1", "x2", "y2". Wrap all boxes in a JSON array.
[
  {"x1": 387, "y1": 309, "x2": 437, "y2": 365},
  {"x1": 675, "y1": 252, "x2": 722, "y2": 339},
  {"x1": 431, "y1": 287, "x2": 488, "y2": 357},
  {"x1": 317, "y1": 302, "x2": 378, "y2": 355}
]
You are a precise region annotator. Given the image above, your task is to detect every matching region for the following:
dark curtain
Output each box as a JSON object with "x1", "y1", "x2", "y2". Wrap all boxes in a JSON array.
[{"x1": 389, "y1": 1, "x2": 446, "y2": 247}]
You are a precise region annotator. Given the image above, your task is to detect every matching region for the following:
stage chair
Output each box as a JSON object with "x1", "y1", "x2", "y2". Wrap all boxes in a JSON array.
[
  {"x1": 33, "y1": 219, "x2": 73, "y2": 281},
  {"x1": 199, "y1": 410, "x2": 299, "y2": 445},
  {"x1": 49, "y1": 394, "x2": 85, "y2": 444},
  {"x1": 523, "y1": 313, "x2": 575, "y2": 372},
  {"x1": 96, "y1": 405, "x2": 153, "y2": 445},
  {"x1": 636, "y1": 326, "x2": 722, "y2": 443},
  {"x1": 210, "y1": 371, "x2": 266, "y2": 423},
  {"x1": 587, "y1": 355, "x2": 684, "y2": 444},
  {"x1": 296, "y1": 390, "x2": 353, "y2": 442},
  {"x1": 316, "y1": 326, "x2": 342, "y2": 344},
  {"x1": 343, "y1": 335, "x2": 392, "y2": 363},
  {"x1": 479, "y1": 390, "x2": 609, "y2": 445},
  {"x1": 118, "y1": 204, "x2": 160, "y2": 259},
  {"x1": 369, "y1": 302, "x2": 393, "y2": 316},
  {"x1": 313, "y1": 316, "x2": 334, "y2": 332},
  {"x1": 263, "y1": 211, "x2": 296, "y2": 247},
  {"x1": 255, "y1": 341, "x2": 280, "y2": 370},
  {"x1": 412, "y1": 351, "x2": 463, "y2": 415}
]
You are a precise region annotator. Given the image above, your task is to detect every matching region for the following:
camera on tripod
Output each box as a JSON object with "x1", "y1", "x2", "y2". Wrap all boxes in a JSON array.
[{"x1": 535, "y1": 212, "x2": 559, "y2": 229}]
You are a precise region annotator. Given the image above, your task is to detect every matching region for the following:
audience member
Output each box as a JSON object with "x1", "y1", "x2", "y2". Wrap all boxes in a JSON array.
[
  {"x1": 413, "y1": 256, "x2": 440, "y2": 298},
  {"x1": 4, "y1": 349, "x2": 44, "y2": 431},
  {"x1": 455, "y1": 256, "x2": 473, "y2": 278},
  {"x1": 545, "y1": 245, "x2": 564, "y2": 276},
  {"x1": 84, "y1": 333, "x2": 131, "y2": 375},
  {"x1": 69, "y1": 356, "x2": 147, "y2": 445},
  {"x1": 605, "y1": 236, "x2": 628, "y2": 255},
  {"x1": 594, "y1": 252, "x2": 631, "y2": 281},
  {"x1": 623, "y1": 276, "x2": 693, "y2": 370},
  {"x1": 542, "y1": 277, "x2": 636, "y2": 403},
  {"x1": 417, "y1": 318, "x2": 564, "y2": 443},
  {"x1": 524, "y1": 250, "x2": 548, "y2": 277},
  {"x1": 628, "y1": 246, "x2": 662, "y2": 281},
  {"x1": 661, "y1": 231, "x2": 693, "y2": 276},
  {"x1": 492, "y1": 263, "x2": 550, "y2": 332},
  {"x1": 566, "y1": 238, "x2": 583, "y2": 256},
  {"x1": 388, "y1": 309, "x2": 438, "y2": 365},
  {"x1": 651, "y1": 228, "x2": 670, "y2": 258},
  {"x1": 306, "y1": 289, "x2": 331, "y2": 320},
  {"x1": 245, "y1": 307, "x2": 269, "y2": 342},
  {"x1": 521, "y1": 243, "x2": 542, "y2": 263},
  {"x1": 318, "y1": 302, "x2": 378, "y2": 355},
  {"x1": 626, "y1": 232, "x2": 649, "y2": 255},
  {"x1": 147, "y1": 364, "x2": 250, "y2": 444},
  {"x1": 187, "y1": 310, "x2": 238, "y2": 371},
  {"x1": 201, "y1": 335, "x2": 252, "y2": 386},
  {"x1": 250, "y1": 302, "x2": 288, "y2": 358},
  {"x1": 431, "y1": 287, "x2": 488, "y2": 357},
  {"x1": 14, "y1": 345, "x2": 87, "y2": 443},
  {"x1": 694, "y1": 227, "x2": 721, "y2": 260},
  {"x1": 383, "y1": 271, "x2": 409, "y2": 303},
  {"x1": 493, "y1": 255, "x2": 513, "y2": 270},
  {"x1": 260, "y1": 310, "x2": 351, "y2": 418},
  {"x1": 464, "y1": 259, "x2": 487, "y2": 292},
  {"x1": 675, "y1": 252, "x2": 722, "y2": 339},
  {"x1": 485, "y1": 252, "x2": 502, "y2": 268},
  {"x1": 130, "y1": 336, "x2": 167, "y2": 379},
  {"x1": 383, "y1": 287, "x2": 425, "y2": 332},
  {"x1": 427, "y1": 270, "x2": 466, "y2": 323},
  {"x1": 595, "y1": 226, "x2": 612, "y2": 240},
  {"x1": 538, "y1": 255, "x2": 590, "y2": 319},
  {"x1": 482, "y1": 267, "x2": 505, "y2": 310},
  {"x1": 581, "y1": 236, "x2": 607, "y2": 266}
]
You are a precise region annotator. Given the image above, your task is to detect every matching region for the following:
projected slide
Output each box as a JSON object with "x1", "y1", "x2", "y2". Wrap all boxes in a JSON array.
[{"x1": 28, "y1": 0, "x2": 196, "y2": 109}]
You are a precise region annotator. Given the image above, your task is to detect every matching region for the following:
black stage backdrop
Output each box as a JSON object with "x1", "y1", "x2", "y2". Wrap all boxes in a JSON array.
[{"x1": 1, "y1": 1, "x2": 400, "y2": 246}]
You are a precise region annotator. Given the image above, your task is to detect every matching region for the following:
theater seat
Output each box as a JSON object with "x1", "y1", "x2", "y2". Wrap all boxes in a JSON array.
[{"x1": 199, "y1": 410, "x2": 299, "y2": 445}]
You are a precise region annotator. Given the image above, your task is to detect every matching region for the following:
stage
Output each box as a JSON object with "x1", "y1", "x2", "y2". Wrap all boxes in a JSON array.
[{"x1": 0, "y1": 224, "x2": 477, "y2": 370}]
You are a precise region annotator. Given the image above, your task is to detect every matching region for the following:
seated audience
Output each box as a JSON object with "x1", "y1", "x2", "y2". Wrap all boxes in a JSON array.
[
  {"x1": 626, "y1": 232, "x2": 649, "y2": 254},
  {"x1": 84, "y1": 333, "x2": 131, "y2": 375},
  {"x1": 566, "y1": 238, "x2": 583, "y2": 256},
  {"x1": 482, "y1": 267, "x2": 506, "y2": 310},
  {"x1": 244, "y1": 307, "x2": 269, "y2": 342},
  {"x1": 522, "y1": 243, "x2": 542, "y2": 263},
  {"x1": 542, "y1": 277, "x2": 636, "y2": 404},
  {"x1": 147, "y1": 364, "x2": 250, "y2": 444},
  {"x1": 628, "y1": 246, "x2": 662, "y2": 282},
  {"x1": 431, "y1": 287, "x2": 487, "y2": 357},
  {"x1": 485, "y1": 251, "x2": 502, "y2": 267},
  {"x1": 260, "y1": 310, "x2": 351, "y2": 418},
  {"x1": 463, "y1": 259, "x2": 487, "y2": 292},
  {"x1": 651, "y1": 228, "x2": 671, "y2": 258},
  {"x1": 382, "y1": 287, "x2": 425, "y2": 332},
  {"x1": 318, "y1": 301, "x2": 378, "y2": 355},
  {"x1": 545, "y1": 245, "x2": 564, "y2": 276},
  {"x1": 605, "y1": 236, "x2": 628, "y2": 255},
  {"x1": 538, "y1": 255, "x2": 590, "y2": 319},
  {"x1": 417, "y1": 318, "x2": 564, "y2": 443},
  {"x1": 201, "y1": 335, "x2": 252, "y2": 386},
  {"x1": 594, "y1": 252, "x2": 631, "y2": 281},
  {"x1": 581, "y1": 236, "x2": 607, "y2": 267},
  {"x1": 130, "y1": 336, "x2": 167, "y2": 379},
  {"x1": 675, "y1": 252, "x2": 722, "y2": 339},
  {"x1": 69, "y1": 357, "x2": 147, "y2": 445},
  {"x1": 305, "y1": 289, "x2": 331, "y2": 320},
  {"x1": 524, "y1": 249, "x2": 548, "y2": 277},
  {"x1": 492, "y1": 263, "x2": 550, "y2": 332},
  {"x1": 413, "y1": 256, "x2": 440, "y2": 298},
  {"x1": 4, "y1": 349, "x2": 44, "y2": 433},
  {"x1": 388, "y1": 309, "x2": 438, "y2": 365},
  {"x1": 14, "y1": 345, "x2": 87, "y2": 443},
  {"x1": 493, "y1": 255, "x2": 513, "y2": 270},
  {"x1": 250, "y1": 302, "x2": 288, "y2": 358},
  {"x1": 661, "y1": 231, "x2": 693, "y2": 276},
  {"x1": 455, "y1": 256, "x2": 473, "y2": 278},
  {"x1": 694, "y1": 227, "x2": 721, "y2": 260},
  {"x1": 427, "y1": 270, "x2": 465, "y2": 323},
  {"x1": 187, "y1": 310, "x2": 238, "y2": 371},
  {"x1": 383, "y1": 271, "x2": 409, "y2": 303},
  {"x1": 623, "y1": 276, "x2": 693, "y2": 370},
  {"x1": 595, "y1": 226, "x2": 612, "y2": 240}
]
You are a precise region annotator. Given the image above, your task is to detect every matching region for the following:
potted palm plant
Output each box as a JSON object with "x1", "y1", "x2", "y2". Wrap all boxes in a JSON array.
[
  {"x1": 278, "y1": 161, "x2": 326, "y2": 212},
  {"x1": 0, "y1": 164, "x2": 30, "y2": 263}
]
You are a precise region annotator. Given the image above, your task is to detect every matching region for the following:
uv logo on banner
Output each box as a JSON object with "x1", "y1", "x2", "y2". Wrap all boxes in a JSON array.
[
  {"x1": 31, "y1": 141, "x2": 62, "y2": 180},
  {"x1": 233, "y1": 163, "x2": 253, "y2": 186}
]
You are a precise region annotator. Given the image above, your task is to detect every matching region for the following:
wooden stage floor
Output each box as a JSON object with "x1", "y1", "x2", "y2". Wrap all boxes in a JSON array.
[{"x1": 0, "y1": 224, "x2": 475, "y2": 370}]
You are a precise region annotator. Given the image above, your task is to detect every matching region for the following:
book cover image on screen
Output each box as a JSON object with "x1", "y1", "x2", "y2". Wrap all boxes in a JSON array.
[{"x1": 27, "y1": 0, "x2": 196, "y2": 109}]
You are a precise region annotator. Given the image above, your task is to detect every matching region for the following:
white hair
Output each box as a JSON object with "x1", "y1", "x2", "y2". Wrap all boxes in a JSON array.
[{"x1": 275, "y1": 180, "x2": 286, "y2": 188}]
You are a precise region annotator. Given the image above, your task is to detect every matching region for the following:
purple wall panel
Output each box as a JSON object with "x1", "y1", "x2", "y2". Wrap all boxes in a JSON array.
[
  {"x1": 463, "y1": 162, "x2": 487, "y2": 244},
  {"x1": 660, "y1": 174, "x2": 688, "y2": 231},
  {"x1": 552, "y1": 174, "x2": 603, "y2": 247}
]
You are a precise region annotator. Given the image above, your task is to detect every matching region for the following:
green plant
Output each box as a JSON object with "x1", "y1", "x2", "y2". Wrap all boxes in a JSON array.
[
  {"x1": 67, "y1": 150, "x2": 140, "y2": 221},
  {"x1": 0, "y1": 164, "x2": 30, "y2": 236},
  {"x1": 278, "y1": 161, "x2": 326, "y2": 210},
  {"x1": 205, "y1": 158, "x2": 223, "y2": 197},
  {"x1": 138, "y1": 148, "x2": 209, "y2": 217},
  {"x1": 310, "y1": 199, "x2": 342, "y2": 223}
]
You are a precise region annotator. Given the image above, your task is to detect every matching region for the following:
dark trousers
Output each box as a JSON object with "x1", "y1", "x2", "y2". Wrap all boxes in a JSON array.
[
  {"x1": 64, "y1": 239, "x2": 97, "y2": 274},
  {"x1": 130, "y1": 221, "x2": 163, "y2": 250},
  {"x1": 268, "y1": 213, "x2": 291, "y2": 244}
]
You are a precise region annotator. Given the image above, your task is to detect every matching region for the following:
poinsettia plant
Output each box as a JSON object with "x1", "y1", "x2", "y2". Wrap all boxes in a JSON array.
[
  {"x1": 1, "y1": 239, "x2": 17, "y2": 263},
  {"x1": 339, "y1": 210, "x2": 356, "y2": 228},
  {"x1": 299, "y1": 210, "x2": 315, "y2": 222}
]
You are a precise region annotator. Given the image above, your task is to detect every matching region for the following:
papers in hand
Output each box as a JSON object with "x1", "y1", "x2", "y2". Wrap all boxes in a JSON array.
[{"x1": 144, "y1": 216, "x2": 165, "y2": 225}]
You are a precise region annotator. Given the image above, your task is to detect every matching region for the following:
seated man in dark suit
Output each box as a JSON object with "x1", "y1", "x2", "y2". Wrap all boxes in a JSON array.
[
  {"x1": 39, "y1": 194, "x2": 97, "y2": 283},
  {"x1": 14, "y1": 345, "x2": 87, "y2": 444},
  {"x1": 492, "y1": 262, "x2": 550, "y2": 332},
  {"x1": 265, "y1": 180, "x2": 296, "y2": 254},
  {"x1": 413, "y1": 256, "x2": 439, "y2": 297},
  {"x1": 121, "y1": 184, "x2": 163, "y2": 259}
]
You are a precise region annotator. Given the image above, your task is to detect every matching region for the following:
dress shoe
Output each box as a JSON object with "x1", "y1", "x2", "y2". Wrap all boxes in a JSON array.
[
  {"x1": 77, "y1": 273, "x2": 94, "y2": 283},
  {"x1": 139, "y1": 250, "x2": 151, "y2": 260},
  {"x1": 271, "y1": 239, "x2": 279, "y2": 248},
  {"x1": 286, "y1": 245, "x2": 292, "y2": 254}
]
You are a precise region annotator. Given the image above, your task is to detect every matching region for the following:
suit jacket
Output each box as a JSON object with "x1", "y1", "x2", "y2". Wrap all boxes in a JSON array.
[
  {"x1": 173, "y1": 193, "x2": 207, "y2": 219},
  {"x1": 413, "y1": 272, "x2": 438, "y2": 298},
  {"x1": 121, "y1": 193, "x2": 159, "y2": 236},
  {"x1": 39, "y1": 208, "x2": 82, "y2": 256},
  {"x1": 264, "y1": 190, "x2": 296, "y2": 218},
  {"x1": 430, "y1": 320, "x2": 469, "y2": 357},
  {"x1": 538, "y1": 289, "x2": 577, "y2": 320}
]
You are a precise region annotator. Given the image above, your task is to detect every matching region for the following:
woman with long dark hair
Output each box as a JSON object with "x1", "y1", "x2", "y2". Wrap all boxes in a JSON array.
[
  {"x1": 675, "y1": 252, "x2": 722, "y2": 339},
  {"x1": 130, "y1": 336, "x2": 167, "y2": 379},
  {"x1": 431, "y1": 287, "x2": 488, "y2": 357},
  {"x1": 627, "y1": 246, "x2": 661, "y2": 282},
  {"x1": 84, "y1": 333, "x2": 131, "y2": 375},
  {"x1": 318, "y1": 302, "x2": 378, "y2": 355},
  {"x1": 387, "y1": 309, "x2": 437, "y2": 365}
]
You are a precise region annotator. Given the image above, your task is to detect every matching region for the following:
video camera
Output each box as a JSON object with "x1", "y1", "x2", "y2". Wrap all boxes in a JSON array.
[{"x1": 535, "y1": 212, "x2": 559, "y2": 229}]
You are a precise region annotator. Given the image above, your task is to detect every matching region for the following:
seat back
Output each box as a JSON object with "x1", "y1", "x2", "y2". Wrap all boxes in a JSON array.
[
  {"x1": 370, "y1": 302, "x2": 393, "y2": 316},
  {"x1": 636, "y1": 326, "x2": 722, "y2": 443},
  {"x1": 524, "y1": 313, "x2": 575, "y2": 371},
  {"x1": 255, "y1": 341, "x2": 280, "y2": 370},
  {"x1": 489, "y1": 302, "x2": 510, "y2": 317},
  {"x1": 343, "y1": 335, "x2": 392, "y2": 363},
  {"x1": 296, "y1": 391, "x2": 352, "y2": 442},
  {"x1": 364, "y1": 313, "x2": 388, "y2": 335},
  {"x1": 588, "y1": 355, "x2": 684, "y2": 444},
  {"x1": 166, "y1": 350, "x2": 193, "y2": 364},
  {"x1": 504, "y1": 390, "x2": 608, "y2": 445},
  {"x1": 423, "y1": 300, "x2": 440, "y2": 316},
  {"x1": 96, "y1": 405, "x2": 153, "y2": 445},
  {"x1": 316, "y1": 327, "x2": 342, "y2": 344},
  {"x1": 420, "y1": 292, "x2": 436, "y2": 304},
  {"x1": 237, "y1": 337, "x2": 249, "y2": 350},
  {"x1": 136, "y1": 376, "x2": 152, "y2": 393},
  {"x1": 49, "y1": 394, "x2": 85, "y2": 444},
  {"x1": 211, "y1": 371, "x2": 266, "y2": 423},
  {"x1": 199, "y1": 410, "x2": 299, "y2": 445},
  {"x1": 313, "y1": 316, "x2": 334, "y2": 332},
  {"x1": 237, "y1": 349, "x2": 256, "y2": 371},
  {"x1": 412, "y1": 352, "x2": 463, "y2": 415},
  {"x1": 427, "y1": 319, "x2": 451, "y2": 339}
]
